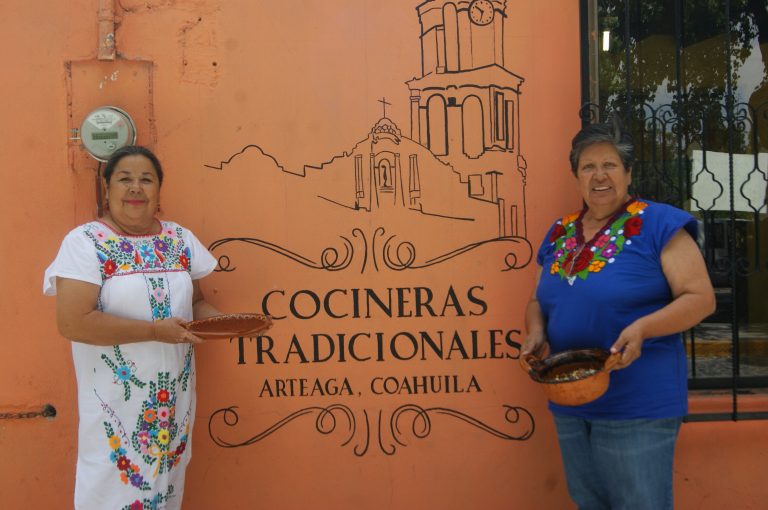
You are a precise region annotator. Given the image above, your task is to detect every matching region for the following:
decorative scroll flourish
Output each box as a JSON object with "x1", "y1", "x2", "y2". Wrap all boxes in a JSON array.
[
  {"x1": 208, "y1": 228, "x2": 365, "y2": 273},
  {"x1": 209, "y1": 404, "x2": 534, "y2": 456},
  {"x1": 208, "y1": 404, "x2": 371, "y2": 456},
  {"x1": 380, "y1": 404, "x2": 535, "y2": 455},
  {"x1": 373, "y1": 227, "x2": 532, "y2": 272},
  {"x1": 208, "y1": 227, "x2": 531, "y2": 273}
]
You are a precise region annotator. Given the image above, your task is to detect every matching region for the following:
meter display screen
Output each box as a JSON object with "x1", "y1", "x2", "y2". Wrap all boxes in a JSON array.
[{"x1": 91, "y1": 131, "x2": 119, "y2": 140}]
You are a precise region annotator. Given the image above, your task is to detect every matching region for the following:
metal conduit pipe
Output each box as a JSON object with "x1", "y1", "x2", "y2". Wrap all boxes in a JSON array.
[{"x1": 97, "y1": 0, "x2": 116, "y2": 60}]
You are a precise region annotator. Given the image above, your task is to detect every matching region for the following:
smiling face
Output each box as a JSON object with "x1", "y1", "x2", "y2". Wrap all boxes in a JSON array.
[
  {"x1": 105, "y1": 154, "x2": 161, "y2": 234},
  {"x1": 575, "y1": 141, "x2": 632, "y2": 214}
]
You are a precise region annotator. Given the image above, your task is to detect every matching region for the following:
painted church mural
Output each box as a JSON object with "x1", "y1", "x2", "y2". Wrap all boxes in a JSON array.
[{"x1": 205, "y1": 0, "x2": 531, "y2": 274}]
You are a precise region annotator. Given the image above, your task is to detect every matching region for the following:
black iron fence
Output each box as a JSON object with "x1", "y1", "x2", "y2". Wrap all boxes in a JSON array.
[{"x1": 579, "y1": 0, "x2": 768, "y2": 420}]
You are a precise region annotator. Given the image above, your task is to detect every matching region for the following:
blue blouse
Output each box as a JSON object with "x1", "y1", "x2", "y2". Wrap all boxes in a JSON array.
[{"x1": 535, "y1": 199, "x2": 697, "y2": 419}]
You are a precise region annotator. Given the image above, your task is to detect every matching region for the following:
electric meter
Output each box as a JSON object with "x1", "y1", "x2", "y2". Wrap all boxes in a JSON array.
[{"x1": 80, "y1": 106, "x2": 137, "y2": 162}]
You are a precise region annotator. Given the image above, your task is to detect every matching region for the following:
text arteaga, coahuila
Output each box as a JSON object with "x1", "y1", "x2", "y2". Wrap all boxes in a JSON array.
[{"x1": 232, "y1": 285, "x2": 522, "y2": 397}]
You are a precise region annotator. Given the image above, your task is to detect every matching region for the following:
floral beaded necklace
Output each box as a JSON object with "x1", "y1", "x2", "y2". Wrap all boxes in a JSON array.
[{"x1": 548, "y1": 198, "x2": 648, "y2": 285}]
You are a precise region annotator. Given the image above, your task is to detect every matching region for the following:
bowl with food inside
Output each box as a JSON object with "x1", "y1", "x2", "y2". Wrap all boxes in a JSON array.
[{"x1": 520, "y1": 348, "x2": 620, "y2": 406}]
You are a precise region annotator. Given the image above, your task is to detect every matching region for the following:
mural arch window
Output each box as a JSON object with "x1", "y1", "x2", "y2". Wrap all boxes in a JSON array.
[
  {"x1": 494, "y1": 91, "x2": 506, "y2": 142},
  {"x1": 462, "y1": 95, "x2": 485, "y2": 158},
  {"x1": 443, "y1": 2, "x2": 460, "y2": 72},
  {"x1": 427, "y1": 94, "x2": 448, "y2": 155},
  {"x1": 378, "y1": 158, "x2": 394, "y2": 190},
  {"x1": 581, "y1": 0, "x2": 768, "y2": 417},
  {"x1": 506, "y1": 99, "x2": 515, "y2": 150}
]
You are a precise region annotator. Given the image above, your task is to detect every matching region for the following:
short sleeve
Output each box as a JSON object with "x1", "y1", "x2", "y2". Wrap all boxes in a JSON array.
[
  {"x1": 536, "y1": 222, "x2": 558, "y2": 267},
  {"x1": 43, "y1": 228, "x2": 102, "y2": 296},
  {"x1": 183, "y1": 228, "x2": 218, "y2": 280},
  {"x1": 652, "y1": 203, "x2": 699, "y2": 255}
]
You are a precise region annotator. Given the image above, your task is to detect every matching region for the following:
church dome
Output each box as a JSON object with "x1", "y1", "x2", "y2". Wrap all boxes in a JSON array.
[{"x1": 371, "y1": 117, "x2": 402, "y2": 143}]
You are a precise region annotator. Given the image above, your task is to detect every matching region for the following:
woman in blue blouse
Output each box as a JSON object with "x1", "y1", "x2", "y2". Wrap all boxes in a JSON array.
[{"x1": 523, "y1": 120, "x2": 715, "y2": 510}]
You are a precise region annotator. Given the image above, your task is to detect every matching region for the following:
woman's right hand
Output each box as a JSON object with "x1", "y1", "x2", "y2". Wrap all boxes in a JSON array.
[
  {"x1": 521, "y1": 330, "x2": 550, "y2": 359},
  {"x1": 152, "y1": 317, "x2": 203, "y2": 344}
]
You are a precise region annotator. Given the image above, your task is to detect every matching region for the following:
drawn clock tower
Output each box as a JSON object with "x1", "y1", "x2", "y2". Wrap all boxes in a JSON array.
[{"x1": 407, "y1": 0, "x2": 527, "y2": 238}]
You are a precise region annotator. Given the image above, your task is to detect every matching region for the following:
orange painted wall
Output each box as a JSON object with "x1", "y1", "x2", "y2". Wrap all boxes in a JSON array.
[{"x1": 0, "y1": 1, "x2": 765, "y2": 509}]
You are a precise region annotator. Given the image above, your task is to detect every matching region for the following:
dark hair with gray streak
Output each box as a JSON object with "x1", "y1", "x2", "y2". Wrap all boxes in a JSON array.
[{"x1": 569, "y1": 117, "x2": 634, "y2": 174}]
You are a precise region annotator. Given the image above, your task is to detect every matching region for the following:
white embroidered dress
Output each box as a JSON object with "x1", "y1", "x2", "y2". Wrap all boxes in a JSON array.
[{"x1": 44, "y1": 220, "x2": 217, "y2": 510}]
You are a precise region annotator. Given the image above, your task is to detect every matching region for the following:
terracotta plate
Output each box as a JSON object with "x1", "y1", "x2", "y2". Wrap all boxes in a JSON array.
[{"x1": 184, "y1": 313, "x2": 273, "y2": 340}]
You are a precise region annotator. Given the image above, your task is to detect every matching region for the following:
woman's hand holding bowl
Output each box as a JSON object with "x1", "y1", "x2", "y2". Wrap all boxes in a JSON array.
[
  {"x1": 610, "y1": 321, "x2": 645, "y2": 369},
  {"x1": 521, "y1": 330, "x2": 550, "y2": 359},
  {"x1": 152, "y1": 317, "x2": 203, "y2": 344}
]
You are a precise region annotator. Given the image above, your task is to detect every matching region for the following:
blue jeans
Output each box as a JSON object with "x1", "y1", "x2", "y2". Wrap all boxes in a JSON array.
[{"x1": 553, "y1": 414, "x2": 682, "y2": 510}]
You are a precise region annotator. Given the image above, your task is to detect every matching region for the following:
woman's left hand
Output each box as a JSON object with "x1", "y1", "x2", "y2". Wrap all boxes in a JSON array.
[{"x1": 610, "y1": 322, "x2": 645, "y2": 369}]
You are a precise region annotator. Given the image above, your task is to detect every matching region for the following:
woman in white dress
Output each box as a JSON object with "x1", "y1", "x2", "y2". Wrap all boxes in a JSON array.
[{"x1": 44, "y1": 146, "x2": 220, "y2": 510}]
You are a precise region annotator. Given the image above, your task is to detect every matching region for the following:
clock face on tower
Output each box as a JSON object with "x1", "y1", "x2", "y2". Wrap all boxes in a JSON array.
[{"x1": 469, "y1": 0, "x2": 495, "y2": 26}]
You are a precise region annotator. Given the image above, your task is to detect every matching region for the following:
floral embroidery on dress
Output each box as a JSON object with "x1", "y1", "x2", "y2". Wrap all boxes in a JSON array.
[
  {"x1": 102, "y1": 346, "x2": 146, "y2": 401},
  {"x1": 177, "y1": 345, "x2": 194, "y2": 392},
  {"x1": 548, "y1": 200, "x2": 648, "y2": 284},
  {"x1": 97, "y1": 368, "x2": 191, "y2": 492},
  {"x1": 96, "y1": 389, "x2": 157, "y2": 492},
  {"x1": 145, "y1": 276, "x2": 172, "y2": 320},
  {"x1": 133, "y1": 374, "x2": 190, "y2": 478},
  {"x1": 121, "y1": 486, "x2": 175, "y2": 510},
  {"x1": 83, "y1": 222, "x2": 192, "y2": 282},
  {"x1": 105, "y1": 422, "x2": 152, "y2": 491}
]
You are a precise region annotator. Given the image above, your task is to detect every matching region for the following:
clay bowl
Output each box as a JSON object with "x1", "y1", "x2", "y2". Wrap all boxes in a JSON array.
[
  {"x1": 520, "y1": 348, "x2": 620, "y2": 406},
  {"x1": 184, "y1": 313, "x2": 273, "y2": 340}
]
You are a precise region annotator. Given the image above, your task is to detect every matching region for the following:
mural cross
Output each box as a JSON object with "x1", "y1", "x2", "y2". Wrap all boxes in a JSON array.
[{"x1": 378, "y1": 97, "x2": 391, "y2": 118}]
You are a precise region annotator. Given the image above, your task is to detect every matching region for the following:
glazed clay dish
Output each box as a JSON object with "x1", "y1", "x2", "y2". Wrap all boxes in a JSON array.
[
  {"x1": 520, "y1": 348, "x2": 620, "y2": 406},
  {"x1": 184, "y1": 313, "x2": 273, "y2": 340}
]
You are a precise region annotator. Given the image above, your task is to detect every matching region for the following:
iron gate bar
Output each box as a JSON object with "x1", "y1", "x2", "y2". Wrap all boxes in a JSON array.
[
  {"x1": 724, "y1": 0, "x2": 740, "y2": 420},
  {"x1": 624, "y1": 0, "x2": 631, "y2": 134},
  {"x1": 580, "y1": 0, "x2": 590, "y2": 109}
]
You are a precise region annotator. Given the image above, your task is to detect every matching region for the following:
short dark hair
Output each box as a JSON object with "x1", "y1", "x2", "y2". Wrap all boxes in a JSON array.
[
  {"x1": 569, "y1": 117, "x2": 634, "y2": 174},
  {"x1": 103, "y1": 145, "x2": 164, "y2": 185}
]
